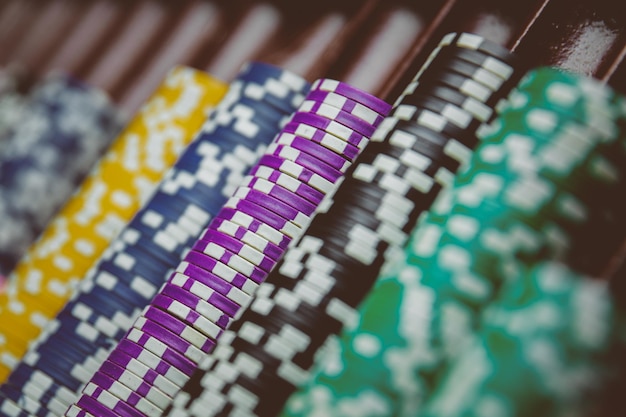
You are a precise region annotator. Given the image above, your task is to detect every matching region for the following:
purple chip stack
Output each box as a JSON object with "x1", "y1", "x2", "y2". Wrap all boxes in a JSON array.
[{"x1": 68, "y1": 79, "x2": 391, "y2": 417}]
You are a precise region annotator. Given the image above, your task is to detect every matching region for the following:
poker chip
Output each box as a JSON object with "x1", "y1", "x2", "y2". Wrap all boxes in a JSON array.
[
  {"x1": 102, "y1": 350, "x2": 178, "y2": 397},
  {"x1": 238, "y1": 175, "x2": 318, "y2": 217},
  {"x1": 207, "y1": 218, "x2": 283, "y2": 261},
  {"x1": 232, "y1": 187, "x2": 312, "y2": 230},
  {"x1": 164, "y1": 33, "x2": 524, "y2": 417},
  {"x1": 288, "y1": 112, "x2": 370, "y2": 150},
  {"x1": 0, "y1": 74, "x2": 125, "y2": 276},
  {"x1": 167, "y1": 271, "x2": 248, "y2": 317},
  {"x1": 304, "y1": 90, "x2": 385, "y2": 126},
  {"x1": 274, "y1": 133, "x2": 352, "y2": 171},
  {"x1": 100, "y1": 354, "x2": 176, "y2": 399},
  {"x1": 3, "y1": 63, "x2": 309, "y2": 416},
  {"x1": 200, "y1": 229, "x2": 279, "y2": 272},
  {"x1": 115, "y1": 338, "x2": 191, "y2": 385},
  {"x1": 309, "y1": 79, "x2": 392, "y2": 116},
  {"x1": 280, "y1": 67, "x2": 626, "y2": 417},
  {"x1": 254, "y1": 155, "x2": 336, "y2": 195},
  {"x1": 89, "y1": 371, "x2": 164, "y2": 416},
  {"x1": 245, "y1": 165, "x2": 326, "y2": 206},
  {"x1": 0, "y1": 67, "x2": 228, "y2": 384},
  {"x1": 281, "y1": 121, "x2": 361, "y2": 160},
  {"x1": 72, "y1": 76, "x2": 385, "y2": 416}
]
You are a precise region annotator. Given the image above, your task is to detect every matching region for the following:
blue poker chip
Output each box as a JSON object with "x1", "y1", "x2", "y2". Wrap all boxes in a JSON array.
[
  {"x1": 81, "y1": 264, "x2": 159, "y2": 310},
  {"x1": 21, "y1": 343, "x2": 91, "y2": 392},
  {"x1": 17, "y1": 379, "x2": 74, "y2": 417},
  {"x1": 120, "y1": 226, "x2": 191, "y2": 264},
  {"x1": 203, "y1": 107, "x2": 282, "y2": 143},
  {"x1": 236, "y1": 62, "x2": 310, "y2": 94},
  {"x1": 35, "y1": 317, "x2": 115, "y2": 369},
  {"x1": 0, "y1": 382, "x2": 61, "y2": 417},
  {"x1": 159, "y1": 175, "x2": 231, "y2": 218},
  {"x1": 121, "y1": 230, "x2": 185, "y2": 267},
  {"x1": 66, "y1": 288, "x2": 138, "y2": 330},
  {"x1": 223, "y1": 92, "x2": 290, "y2": 126},
  {"x1": 201, "y1": 124, "x2": 274, "y2": 154},
  {"x1": 1, "y1": 373, "x2": 64, "y2": 412},
  {"x1": 96, "y1": 259, "x2": 165, "y2": 300},
  {"x1": 136, "y1": 202, "x2": 208, "y2": 239},
  {"x1": 239, "y1": 81, "x2": 306, "y2": 115},
  {"x1": 0, "y1": 392, "x2": 33, "y2": 417},
  {"x1": 101, "y1": 239, "x2": 172, "y2": 273},
  {"x1": 131, "y1": 194, "x2": 211, "y2": 239}
]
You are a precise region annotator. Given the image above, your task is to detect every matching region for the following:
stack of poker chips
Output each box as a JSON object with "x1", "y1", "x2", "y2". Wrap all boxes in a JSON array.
[
  {"x1": 417, "y1": 261, "x2": 623, "y2": 417},
  {"x1": 163, "y1": 32, "x2": 524, "y2": 417},
  {"x1": 70, "y1": 78, "x2": 389, "y2": 417},
  {"x1": 0, "y1": 63, "x2": 308, "y2": 417},
  {"x1": 282, "y1": 67, "x2": 626, "y2": 417},
  {"x1": 0, "y1": 67, "x2": 227, "y2": 386},
  {"x1": 0, "y1": 74, "x2": 124, "y2": 276}
]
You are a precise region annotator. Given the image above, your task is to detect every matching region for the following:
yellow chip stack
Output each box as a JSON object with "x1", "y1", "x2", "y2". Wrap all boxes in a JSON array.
[{"x1": 0, "y1": 67, "x2": 227, "y2": 381}]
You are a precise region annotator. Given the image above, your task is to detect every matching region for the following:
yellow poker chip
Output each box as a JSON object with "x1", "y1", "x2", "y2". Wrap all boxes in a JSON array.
[{"x1": 0, "y1": 66, "x2": 227, "y2": 381}]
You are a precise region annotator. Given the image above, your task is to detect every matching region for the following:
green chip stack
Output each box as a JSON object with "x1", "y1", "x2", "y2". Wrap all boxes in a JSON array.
[{"x1": 280, "y1": 67, "x2": 626, "y2": 417}]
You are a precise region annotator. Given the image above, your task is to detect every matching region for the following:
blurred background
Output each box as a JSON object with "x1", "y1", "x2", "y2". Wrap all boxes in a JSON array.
[{"x1": 0, "y1": 0, "x2": 625, "y2": 116}]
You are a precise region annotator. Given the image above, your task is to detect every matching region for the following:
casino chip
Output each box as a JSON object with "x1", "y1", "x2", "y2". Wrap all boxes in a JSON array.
[
  {"x1": 0, "y1": 74, "x2": 123, "y2": 277},
  {"x1": 71, "y1": 76, "x2": 388, "y2": 416},
  {"x1": 1, "y1": 63, "x2": 310, "y2": 417},
  {"x1": 0, "y1": 67, "x2": 227, "y2": 385},
  {"x1": 281, "y1": 67, "x2": 626, "y2": 417},
  {"x1": 162, "y1": 33, "x2": 527, "y2": 417}
]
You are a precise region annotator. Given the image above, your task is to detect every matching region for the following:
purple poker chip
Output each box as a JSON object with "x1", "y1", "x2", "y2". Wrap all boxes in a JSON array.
[
  {"x1": 183, "y1": 250, "x2": 260, "y2": 295},
  {"x1": 76, "y1": 395, "x2": 120, "y2": 417},
  {"x1": 282, "y1": 121, "x2": 361, "y2": 160},
  {"x1": 239, "y1": 175, "x2": 317, "y2": 216},
  {"x1": 310, "y1": 79, "x2": 392, "y2": 116},
  {"x1": 138, "y1": 310, "x2": 215, "y2": 355},
  {"x1": 299, "y1": 100, "x2": 377, "y2": 137},
  {"x1": 174, "y1": 262, "x2": 253, "y2": 306},
  {"x1": 192, "y1": 239, "x2": 268, "y2": 283},
  {"x1": 158, "y1": 283, "x2": 233, "y2": 328},
  {"x1": 165, "y1": 272, "x2": 243, "y2": 318},
  {"x1": 66, "y1": 404, "x2": 96, "y2": 417},
  {"x1": 267, "y1": 143, "x2": 345, "y2": 182},
  {"x1": 233, "y1": 186, "x2": 311, "y2": 229},
  {"x1": 274, "y1": 132, "x2": 353, "y2": 170},
  {"x1": 184, "y1": 248, "x2": 263, "y2": 295},
  {"x1": 208, "y1": 218, "x2": 283, "y2": 261},
  {"x1": 89, "y1": 371, "x2": 163, "y2": 414},
  {"x1": 200, "y1": 229, "x2": 278, "y2": 272},
  {"x1": 99, "y1": 358, "x2": 176, "y2": 400},
  {"x1": 254, "y1": 154, "x2": 335, "y2": 195},
  {"x1": 288, "y1": 112, "x2": 369, "y2": 149},
  {"x1": 246, "y1": 165, "x2": 325, "y2": 205},
  {"x1": 180, "y1": 250, "x2": 256, "y2": 295},
  {"x1": 133, "y1": 316, "x2": 202, "y2": 363},
  {"x1": 111, "y1": 339, "x2": 190, "y2": 386},
  {"x1": 151, "y1": 293, "x2": 225, "y2": 341},
  {"x1": 305, "y1": 89, "x2": 387, "y2": 124},
  {"x1": 80, "y1": 384, "x2": 144, "y2": 417},
  {"x1": 153, "y1": 290, "x2": 228, "y2": 331},
  {"x1": 117, "y1": 335, "x2": 194, "y2": 379},
  {"x1": 214, "y1": 207, "x2": 292, "y2": 249},
  {"x1": 222, "y1": 196, "x2": 302, "y2": 239}
]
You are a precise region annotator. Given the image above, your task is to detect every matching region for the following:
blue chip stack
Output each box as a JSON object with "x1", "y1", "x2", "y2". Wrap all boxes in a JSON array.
[
  {"x1": 0, "y1": 63, "x2": 310, "y2": 417},
  {"x1": 0, "y1": 74, "x2": 124, "y2": 275}
]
